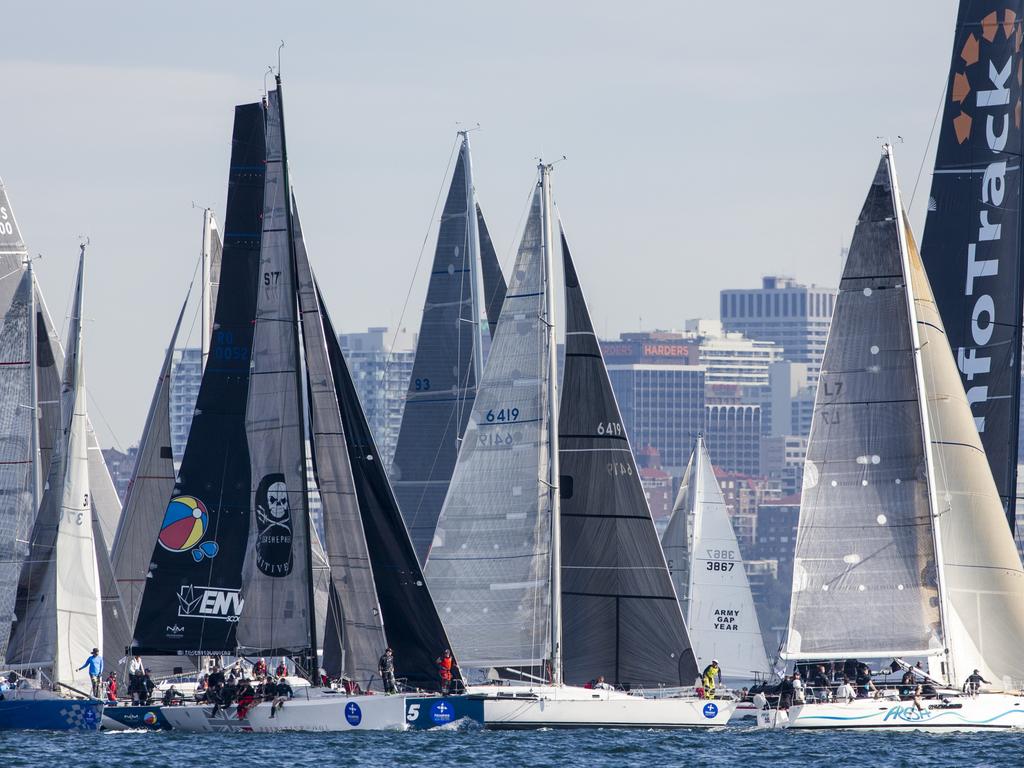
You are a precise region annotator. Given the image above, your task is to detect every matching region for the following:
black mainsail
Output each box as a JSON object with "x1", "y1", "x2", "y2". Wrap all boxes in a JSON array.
[
  {"x1": 132, "y1": 102, "x2": 265, "y2": 656},
  {"x1": 558, "y1": 231, "x2": 698, "y2": 688},
  {"x1": 921, "y1": 3, "x2": 1024, "y2": 530},
  {"x1": 392, "y1": 136, "x2": 504, "y2": 563}
]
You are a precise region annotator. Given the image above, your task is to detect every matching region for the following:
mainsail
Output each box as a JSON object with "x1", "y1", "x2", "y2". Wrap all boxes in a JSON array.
[
  {"x1": 236, "y1": 85, "x2": 316, "y2": 658},
  {"x1": 920, "y1": 3, "x2": 1024, "y2": 530},
  {"x1": 132, "y1": 102, "x2": 266, "y2": 656},
  {"x1": 786, "y1": 153, "x2": 942, "y2": 660},
  {"x1": 393, "y1": 138, "x2": 483, "y2": 563},
  {"x1": 8, "y1": 249, "x2": 102, "y2": 689},
  {"x1": 425, "y1": 184, "x2": 552, "y2": 670},
  {"x1": 559, "y1": 232, "x2": 698, "y2": 688},
  {"x1": 663, "y1": 437, "x2": 769, "y2": 680}
]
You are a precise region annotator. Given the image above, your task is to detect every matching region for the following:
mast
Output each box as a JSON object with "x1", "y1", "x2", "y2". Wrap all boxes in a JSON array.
[
  {"x1": 888, "y1": 143, "x2": 954, "y2": 685},
  {"x1": 540, "y1": 161, "x2": 562, "y2": 686},
  {"x1": 461, "y1": 132, "x2": 485, "y2": 384},
  {"x1": 200, "y1": 208, "x2": 213, "y2": 365},
  {"x1": 275, "y1": 74, "x2": 319, "y2": 681},
  {"x1": 26, "y1": 257, "x2": 40, "y2": 517}
]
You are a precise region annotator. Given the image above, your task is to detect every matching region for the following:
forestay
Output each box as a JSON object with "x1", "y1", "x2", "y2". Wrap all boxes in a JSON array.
[
  {"x1": 425, "y1": 187, "x2": 552, "y2": 670},
  {"x1": 786, "y1": 155, "x2": 942, "y2": 659}
]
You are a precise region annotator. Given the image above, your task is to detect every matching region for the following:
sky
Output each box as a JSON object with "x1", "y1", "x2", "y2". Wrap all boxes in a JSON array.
[{"x1": 3, "y1": 0, "x2": 960, "y2": 448}]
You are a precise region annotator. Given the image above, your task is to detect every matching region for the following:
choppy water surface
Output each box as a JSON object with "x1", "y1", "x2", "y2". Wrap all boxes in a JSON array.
[{"x1": 4, "y1": 725, "x2": 1023, "y2": 767}]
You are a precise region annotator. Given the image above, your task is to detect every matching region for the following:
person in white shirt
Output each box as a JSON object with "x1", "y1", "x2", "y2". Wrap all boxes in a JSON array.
[
  {"x1": 594, "y1": 675, "x2": 614, "y2": 691},
  {"x1": 792, "y1": 671, "x2": 805, "y2": 704},
  {"x1": 835, "y1": 675, "x2": 856, "y2": 703}
]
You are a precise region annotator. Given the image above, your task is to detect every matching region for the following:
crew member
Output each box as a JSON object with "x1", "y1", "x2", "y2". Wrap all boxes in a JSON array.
[
  {"x1": 378, "y1": 647, "x2": 397, "y2": 694},
  {"x1": 77, "y1": 648, "x2": 104, "y2": 698},
  {"x1": 964, "y1": 669, "x2": 990, "y2": 696},
  {"x1": 437, "y1": 649, "x2": 454, "y2": 695},
  {"x1": 702, "y1": 659, "x2": 722, "y2": 699}
]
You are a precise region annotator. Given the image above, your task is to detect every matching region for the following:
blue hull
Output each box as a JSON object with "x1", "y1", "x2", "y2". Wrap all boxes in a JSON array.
[
  {"x1": 102, "y1": 704, "x2": 172, "y2": 730},
  {"x1": 0, "y1": 698, "x2": 102, "y2": 731},
  {"x1": 404, "y1": 696, "x2": 484, "y2": 729}
]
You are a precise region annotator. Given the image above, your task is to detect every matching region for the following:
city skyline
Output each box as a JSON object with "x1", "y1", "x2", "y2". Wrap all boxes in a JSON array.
[{"x1": 4, "y1": 1, "x2": 956, "y2": 447}]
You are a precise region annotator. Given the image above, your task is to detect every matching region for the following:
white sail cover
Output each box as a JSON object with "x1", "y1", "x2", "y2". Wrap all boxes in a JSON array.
[
  {"x1": 8, "y1": 253, "x2": 102, "y2": 688},
  {"x1": 905, "y1": 215, "x2": 1024, "y2": 687},
  {"x1": 237, "y1": 88, "x2": 313, "y2": 654},
  {"x1": 425, "y1": 187, "x2": 552, "y2": 669},
  {"x1": 0, "y1": 272, "x2": 36, "y2": 662},
  {"x1": 785, "y1": 155, "x2": 941, "y2": 659},
  {"x1": 664, "y1": 437, "x2": 770, "y2": 679}
]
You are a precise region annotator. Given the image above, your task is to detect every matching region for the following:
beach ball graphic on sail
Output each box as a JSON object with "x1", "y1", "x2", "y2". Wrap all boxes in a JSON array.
[{"x1": 158, "y1": 495, "x2": 220, "y2": 561}]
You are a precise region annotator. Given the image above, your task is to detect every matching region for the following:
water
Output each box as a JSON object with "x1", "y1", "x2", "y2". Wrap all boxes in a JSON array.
[{"x1": 4, "y1": 726, "x2": 1023, "y2": 767}]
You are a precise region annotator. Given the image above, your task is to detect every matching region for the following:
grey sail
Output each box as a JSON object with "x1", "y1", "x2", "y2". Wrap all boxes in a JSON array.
[
  {"x1": 111, "y1": 293, "x2": 189, "y2": 630},
  {"x1": 392, "y1": 146, "x2": 479, "y2": 563},
  {"x1": 477, "y1": 204, "x2": 506, "y2": 340},
  {"x1": 0, "y1": 271, "x2": 37, "y2": 662},
  {"x1": 785, "y1": 155, "x2": 941, "y2": 659},
  {"x1": 293, "y1": 199, "x2": 386, "y2": 685},
  {"x1": 425, "y1": 186, "x2": 552, "y2": 670},
  {"x1": 661, "y1": 450, "x2": 696, "y2": 615},
  {"x1": 559, "y1": 231, "x2": 698, "y2": 688},
  {"x1": 236, "y1": 87, "x2": 314, "y2": 656}
]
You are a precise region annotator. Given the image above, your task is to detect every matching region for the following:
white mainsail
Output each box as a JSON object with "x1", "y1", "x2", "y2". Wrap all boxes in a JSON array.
[
  {"x1": 663, "y1": 437, "x2": 770, "y2": 680},
  {"x1": 424, "y1": 184, "x2": 553, "y2": 670}
]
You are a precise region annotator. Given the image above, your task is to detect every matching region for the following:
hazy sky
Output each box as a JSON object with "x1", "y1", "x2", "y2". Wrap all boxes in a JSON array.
[{"x1": 4, "y1": 1, "x2": 958, "y2": 447}]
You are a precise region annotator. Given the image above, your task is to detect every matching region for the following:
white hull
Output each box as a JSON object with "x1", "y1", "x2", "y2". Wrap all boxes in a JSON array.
[
  {"x1": 757, "y1": 693, "x2": 1024, "y2": 731},
  {"x1": 161, "y1": 692, "x2": 409, "y2": 732},
  {"x1": 468, "y1": 684, "x2": 734, "y2": 729}
]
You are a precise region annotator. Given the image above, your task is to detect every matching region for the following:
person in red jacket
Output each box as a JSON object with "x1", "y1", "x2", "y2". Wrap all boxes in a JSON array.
[
  {"x1": 106, "y1": 673, "x2": 118, "y2": 703},
  {"x1": 436, "y1": 649, "x2": 453, "y2": 695}
]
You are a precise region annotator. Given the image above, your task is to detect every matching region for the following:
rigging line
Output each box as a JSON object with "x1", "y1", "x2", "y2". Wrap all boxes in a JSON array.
[{"x1": 384, "y1": 135, "x2": 461, "y2": 381}]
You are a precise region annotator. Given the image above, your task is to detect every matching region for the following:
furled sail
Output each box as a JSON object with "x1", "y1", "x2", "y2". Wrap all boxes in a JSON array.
[
  {"x1": 425, "y1": 186, "x2": 552, "y2": 670},
  {"x1": 920, "y1": 4, "x2": 1024, "y2": 530},
  {"x1": 293, "y1": 199, "x2": 386, "y2": 686},
  {"x1": 559, "y1": 232, "x2": 698, "y2": 688},
  {"x1": 0, "y1": 271, "x2": 36, "y2": 662},
  {"x1": 9, "y1": 250, "x2": 102, "y2": 689},
  {"x1": 477, "y1": 204, "x2": 506, "y2": 340},
  {"x1": 664, "y1": 437, "x2": 770, "y2": 680},
  {"x1": 392, "y1": 144, "x2": 479, "y2": 563},
  {"x1": 907, "y1": 201, "x2": 1024, "y2": 687},
  {"x1": 111, "y1": 293, "x2": 189, "y2": 629},
  {"x1": 236, "y1": 86, "x2": 314, "y2": 657},
  {"x1": 786, "y1": 154, "x2": 942, "y2": 659},
  {"x1": 132, "y1": 102, "x2": 266, "y2": 656}
]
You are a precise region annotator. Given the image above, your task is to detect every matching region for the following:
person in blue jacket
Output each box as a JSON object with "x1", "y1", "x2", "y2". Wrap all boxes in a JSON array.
[{"x1": 78, "y1": 648, "x2": 104, "y2": 698}]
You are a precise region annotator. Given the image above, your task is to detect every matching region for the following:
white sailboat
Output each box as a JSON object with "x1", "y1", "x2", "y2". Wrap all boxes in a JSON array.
[
  {"x1": 662, "y1": 436, "x2": 772, "y2": 685},
  {"x1": 762, "y1": 145, "x2": 1024, "y2": 731},
  {"x1": 425, "y1": 163, "x2": 734, "y2": 728}
]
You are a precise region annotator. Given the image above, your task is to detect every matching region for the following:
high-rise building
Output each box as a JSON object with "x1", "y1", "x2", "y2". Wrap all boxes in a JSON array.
[
  {"x1": 684, "y1": 320, "x2": 782, "y2": 404},
  {"x1": 760, "y1": 435, "x2": 806, "y2": 498},
  {"x1": 169, "y1": 347, "x2": 203, "y2": 463},
  {"x1": 720, "y1": 276, "x2": 837, "y2": 380},
  {"x1": 635, "y1": 446, "x2": 675, "y2": 527},
  {"x1": 754, "y1": 496, "x2": 802, "y2": 584},
  {"x1": 765, "y1": 361, "x2": 815, "y2": 438},
  {"x1": 605, "y1": 362, "x2": 706, "y2": 476},
  {"x1": 339, "y1": 326, "x2": 416, "y2": 469},
  {"x1": 102, "y1": 446, "x2": 138, "y2": 502},
  {"x1": 705, "y1": 403, "x2": 761, "y2": 477}
]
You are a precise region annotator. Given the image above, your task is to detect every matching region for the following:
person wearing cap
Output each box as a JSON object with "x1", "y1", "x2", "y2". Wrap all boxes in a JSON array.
[
  {"x1": 701, "y1": 659, "x2": 722, "y2": 699},
  {"x1": 964, "y1": 669, "x2": 990, "y2": 696},
  {"x1": 378, "y1": 647, "x2": 397, "y2": 694},
  {"x1": 77, "y1": 648, "x2": 104, "y2": 698}
]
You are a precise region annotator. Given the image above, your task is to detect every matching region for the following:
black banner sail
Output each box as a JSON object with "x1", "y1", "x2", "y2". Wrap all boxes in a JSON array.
[
  {"x1": 921, "y1": 2, "x2": 1024, "y2": 529},
  {"x1": 132, "y1": 103, "x2": 265, "y2": 655}
]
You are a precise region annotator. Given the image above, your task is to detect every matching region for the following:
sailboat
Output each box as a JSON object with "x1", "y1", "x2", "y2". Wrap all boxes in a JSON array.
[
  {"x1": 392, "y1": 132, "x2": 507, "y2": 564},
  {"x1": 762, "y1": 145, "x2": 1024, "y2": 731},
  {"x1": 662, "y1": 436, "x2": 771, "y2": 685},
  {"x1": 424, "y1": 163, "x2": 735, "y2": 728},
  {"x1": 0, "y1": 243, "x2": 108, "y2": 730},
  {"x1": 133, "y1": 79, "x2": 480, "y2": 732}
]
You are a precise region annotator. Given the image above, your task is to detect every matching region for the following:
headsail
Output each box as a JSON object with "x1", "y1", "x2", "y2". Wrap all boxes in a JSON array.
[
  {"x1": 559, "y1": 231, "x2": 698, "y2": 688},
  {"x1": 786, "y1": 154, "x2": 942, "y2": 660},
  {"x1": 477, "y1": 204, "x2": 506, "y2": 340},
  {"x1": 662, "y1": 450, "x2": 695, "y2": 614},
  {"x1": 424, "y1": 185, "x2": 552, "y2": 670},
  {"x1": 235, "y1": 85, "x2": 315, "y2": 658},
  {"x1": 920, "y1": 4, "x2": 1024, "y2": 530},
  {"x1": 392, "y1": 141, "x2": 481, "y2": 563},
  {"x1": 664, "y1": 437, "x2": 770, "y2": 680},
  {"x1": 132, "y1": 102, "x2": 266, "y2": 656}
]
